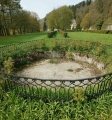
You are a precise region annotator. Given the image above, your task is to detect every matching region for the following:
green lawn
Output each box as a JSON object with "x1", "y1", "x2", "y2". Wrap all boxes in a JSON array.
[
  {"x1": 1, "y1": 31, "x2": 112, "y2": 46},
  {"x1": 0, "y1": 32, "x2": 47, "y2": 46},
  {"x1": 68, "y1": 32, "x2": 112, "y2": 45}
]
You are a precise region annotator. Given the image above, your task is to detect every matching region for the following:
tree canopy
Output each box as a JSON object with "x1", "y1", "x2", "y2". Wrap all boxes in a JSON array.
[
  {"x1": 0, "y1": 0, "x2": 40, "y2": 36},
  {"x1": 69, "y1": 0, "x2": 112, "y2": 30},
  {"x1": 46, "y1": 6, "x2": 73, "y2": 30}
]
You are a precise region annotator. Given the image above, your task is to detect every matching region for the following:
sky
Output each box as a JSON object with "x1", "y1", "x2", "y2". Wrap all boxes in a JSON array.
[{"x1": 20, "y1": 0, "x2": 84, "y2": 19}]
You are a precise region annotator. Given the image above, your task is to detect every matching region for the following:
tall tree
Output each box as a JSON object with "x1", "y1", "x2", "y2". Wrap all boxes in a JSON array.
[
  {"x1": 0, "y1": 0, "x2": 21, "y2": 36},
  {"x1": 81, "y1": 13, "x2": 92, "y2": 29},
  {"x1": 0, "y1": 0, "x2": 40, "y2": 36},
  {"x1": 58, "y1": 6, "x2": 73, "y2": 30},
  {"x1": 43, "y1": 18, "x2": 47, "y2": 31},
  {"x1": 47, "y1": 6, "x2": 73, "y2": 30}
]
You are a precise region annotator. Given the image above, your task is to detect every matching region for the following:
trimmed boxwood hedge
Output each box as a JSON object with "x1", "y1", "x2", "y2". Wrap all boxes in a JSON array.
[
  {"x1": 60, "y1": 30, "x2": 68, "y2": 38},
  {"x1": 48, "y1": 31, "x2": 57, "y2": 38}
]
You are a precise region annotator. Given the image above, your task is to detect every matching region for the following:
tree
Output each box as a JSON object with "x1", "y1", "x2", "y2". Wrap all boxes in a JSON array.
[
  {"x1": 43, "y1": 18, "x2": 47, "y2": 31},
  {"x1": 47, "y1": 6, "x2": 73, "y2": 30},
  {"x1": 58, "y1": 6, "x2": 73, "y2": 30},
  {"x1": 68, "y1": 0, "x2": 112, "y2": 30},
  {"x1": 16, "y1": 10, "x2": 40, "y2": 34},
  {"x1": 108, "y1": 5, "x2": 112, "y2": 17},
  {"x1": 81, "y1": 13, "x2": 91, "y2": 29},
  {"x1": 95, "y1": 14, "x2": 104, "y2": 30},
  {"x1": 46, "y1": 9, "x2": 58, "y2": 30},
  {"x1": 95, "y1": 0, "x2": 103, "y2": 13},
  {"x1": 0, "y1": 0, "x2": 40, "y2": 36},
  {"x1": 0, "y1": 0, "x2": 21, "y2": 36}
]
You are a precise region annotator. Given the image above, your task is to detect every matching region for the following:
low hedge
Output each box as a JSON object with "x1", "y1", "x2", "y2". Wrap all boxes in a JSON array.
[
  {"x1": 60, "y1": 30, "x2": 68, "y2": 38},
  {"x1": 48, "y1": 31, "x2": 57, "y2": 38}
]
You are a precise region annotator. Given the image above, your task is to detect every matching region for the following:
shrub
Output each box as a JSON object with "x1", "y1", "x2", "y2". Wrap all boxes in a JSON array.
[
  {"x1": 49, "y1": 39, "x2": 58, "y2": 51},
  {"x1": 67, "y1": 68, "x2": 73, "y2": 72},
  {"x1": 66, "y1": 52, "x2": 74, "y2": 60},
  {"x1": 60, "y1": 30, "x2": 68, "y2": 38},
  {"x1": 72, "y1": 87, "x2": 86, "y2": 102},
  {"x1": 49, "y1": 59, "x2": 59, "y2": 64},
  {"x1": 48, "y1": 31, "x2": 57, "y2": 38},
  {"x1": 3, "y1": 57, "x2": 14, "y2": 74}
]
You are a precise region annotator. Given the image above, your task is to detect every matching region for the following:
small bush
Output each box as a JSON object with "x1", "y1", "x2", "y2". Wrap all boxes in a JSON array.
[
  {"x1": 67, "y1": 68, "x2": 73, "y2": 72},
  {"x1": 72, "y1": 87, "x2": 86, "y2": 102},
  {"x1": 3, "y1": 57, "x2": 14, "y2": 74},
  {"x1": 49, "y1": 59, "x2": 59, "y2": 64},
  {"x1": 66, "y1": 52, "x2": 74, "y2": 60},
  {"x1": 48, "y1": 31, "x2": 57, "y2": 38},
  {"x1": 60, "y1": 30, "x2": 68, "y2": 38}
]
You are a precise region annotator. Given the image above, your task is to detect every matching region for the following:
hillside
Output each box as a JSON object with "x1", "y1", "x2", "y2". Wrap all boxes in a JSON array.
[{"x1": 69, "y1": 0, "x2": 112, "y2": 30}]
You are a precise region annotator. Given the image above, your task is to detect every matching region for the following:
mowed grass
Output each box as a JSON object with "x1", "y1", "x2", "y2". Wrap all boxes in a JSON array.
[
  {"x1": 68, "y1": 32, "x2": 112, "y2": 45},
  {"x1": 0, "y1": 32, "x2": 47, "y2": 46},
  {"x1": 1, "y1": 31, "x2": 112, "y2": 46}
]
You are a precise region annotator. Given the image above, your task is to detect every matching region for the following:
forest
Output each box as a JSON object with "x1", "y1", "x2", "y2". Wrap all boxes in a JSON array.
[
  {"x1": 69, "y1": 0, "x2": 112, "y2": 30},
  {"x1": 0, "y1": 0, "x2": 40, "y2": 36}
]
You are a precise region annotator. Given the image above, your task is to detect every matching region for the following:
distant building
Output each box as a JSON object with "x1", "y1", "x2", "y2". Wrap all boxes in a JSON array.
[
  {"x1": 106, "y1": 24, "x2": 112, "y2": 30},
  {"x1": 71, "y1": 19, "x2": 77, "y2": 30}
]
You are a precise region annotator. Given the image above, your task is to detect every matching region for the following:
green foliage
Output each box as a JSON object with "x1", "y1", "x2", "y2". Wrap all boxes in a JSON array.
[
  {"x1": 81, "y1": 13, "x2": 92, "y2": 29},
  {"x1": 0, "y1": 33, "x2": 112, "y2": 119},
  {"x1": 0, "y1": 1, "x2": 40, "y2": 36},
  {"x1": 48, "y1": 31, "x2": 57, "y2": 38},
  {"x1": 37, "y1": 39, "x2": 46, "y2": 51},
  {"x1": 95, "y1": 0, "x2": 103, "y2": 13},
  {"x1": 43, "y1": 18, "x2": 47, "y2": 31},
  {"x1": 66, "y1": 52, "x2": 74, "y2": 60},
  {"x1": 49, "y1": 39, "x2": 58, "y2": 51},
  {"x1": 60, "y1": 30, "x2": 68, "y2": 38},
  {"x1": 69, "y1": 0, "x2": 112, "y2": 30},
  {"x1": 47, "y1": 6, "x2": 73, "y2": 30},
  {"x1": 72, "y1": 87, "x2": 85, "y2": 102},
  {"x1": 49, "y1": 59, "x2": 59, "y2": 64},
  {"x1": 67, "y1": 68, "x2": 73, "y2": 72},
  {"x1": 106, "y1": 56, "x2": 112, "y2": 72},
  {"x1": 0, "y1": 91, "x2": 112, "y2": 119},
  {"x1": 95, "y1": 15, "x2": 104, "y2": 30},
  {"x1": 3, "y1": 57, "x2": 14, "y2": 74},
  {"x1": 0, "y1": 37, "x2": 111, "y2": 72},
  {"x1": 94, "y1": 44, "x2": 106, "y2": 57}
]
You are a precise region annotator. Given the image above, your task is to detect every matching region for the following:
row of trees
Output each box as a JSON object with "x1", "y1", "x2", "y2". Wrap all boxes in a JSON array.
[
  {"x1": 0, "y1": 0, "x2": 40, "y2": 36},
  {"x1": 69, "y1": 0, "x2": 112, "y2": 30}
]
